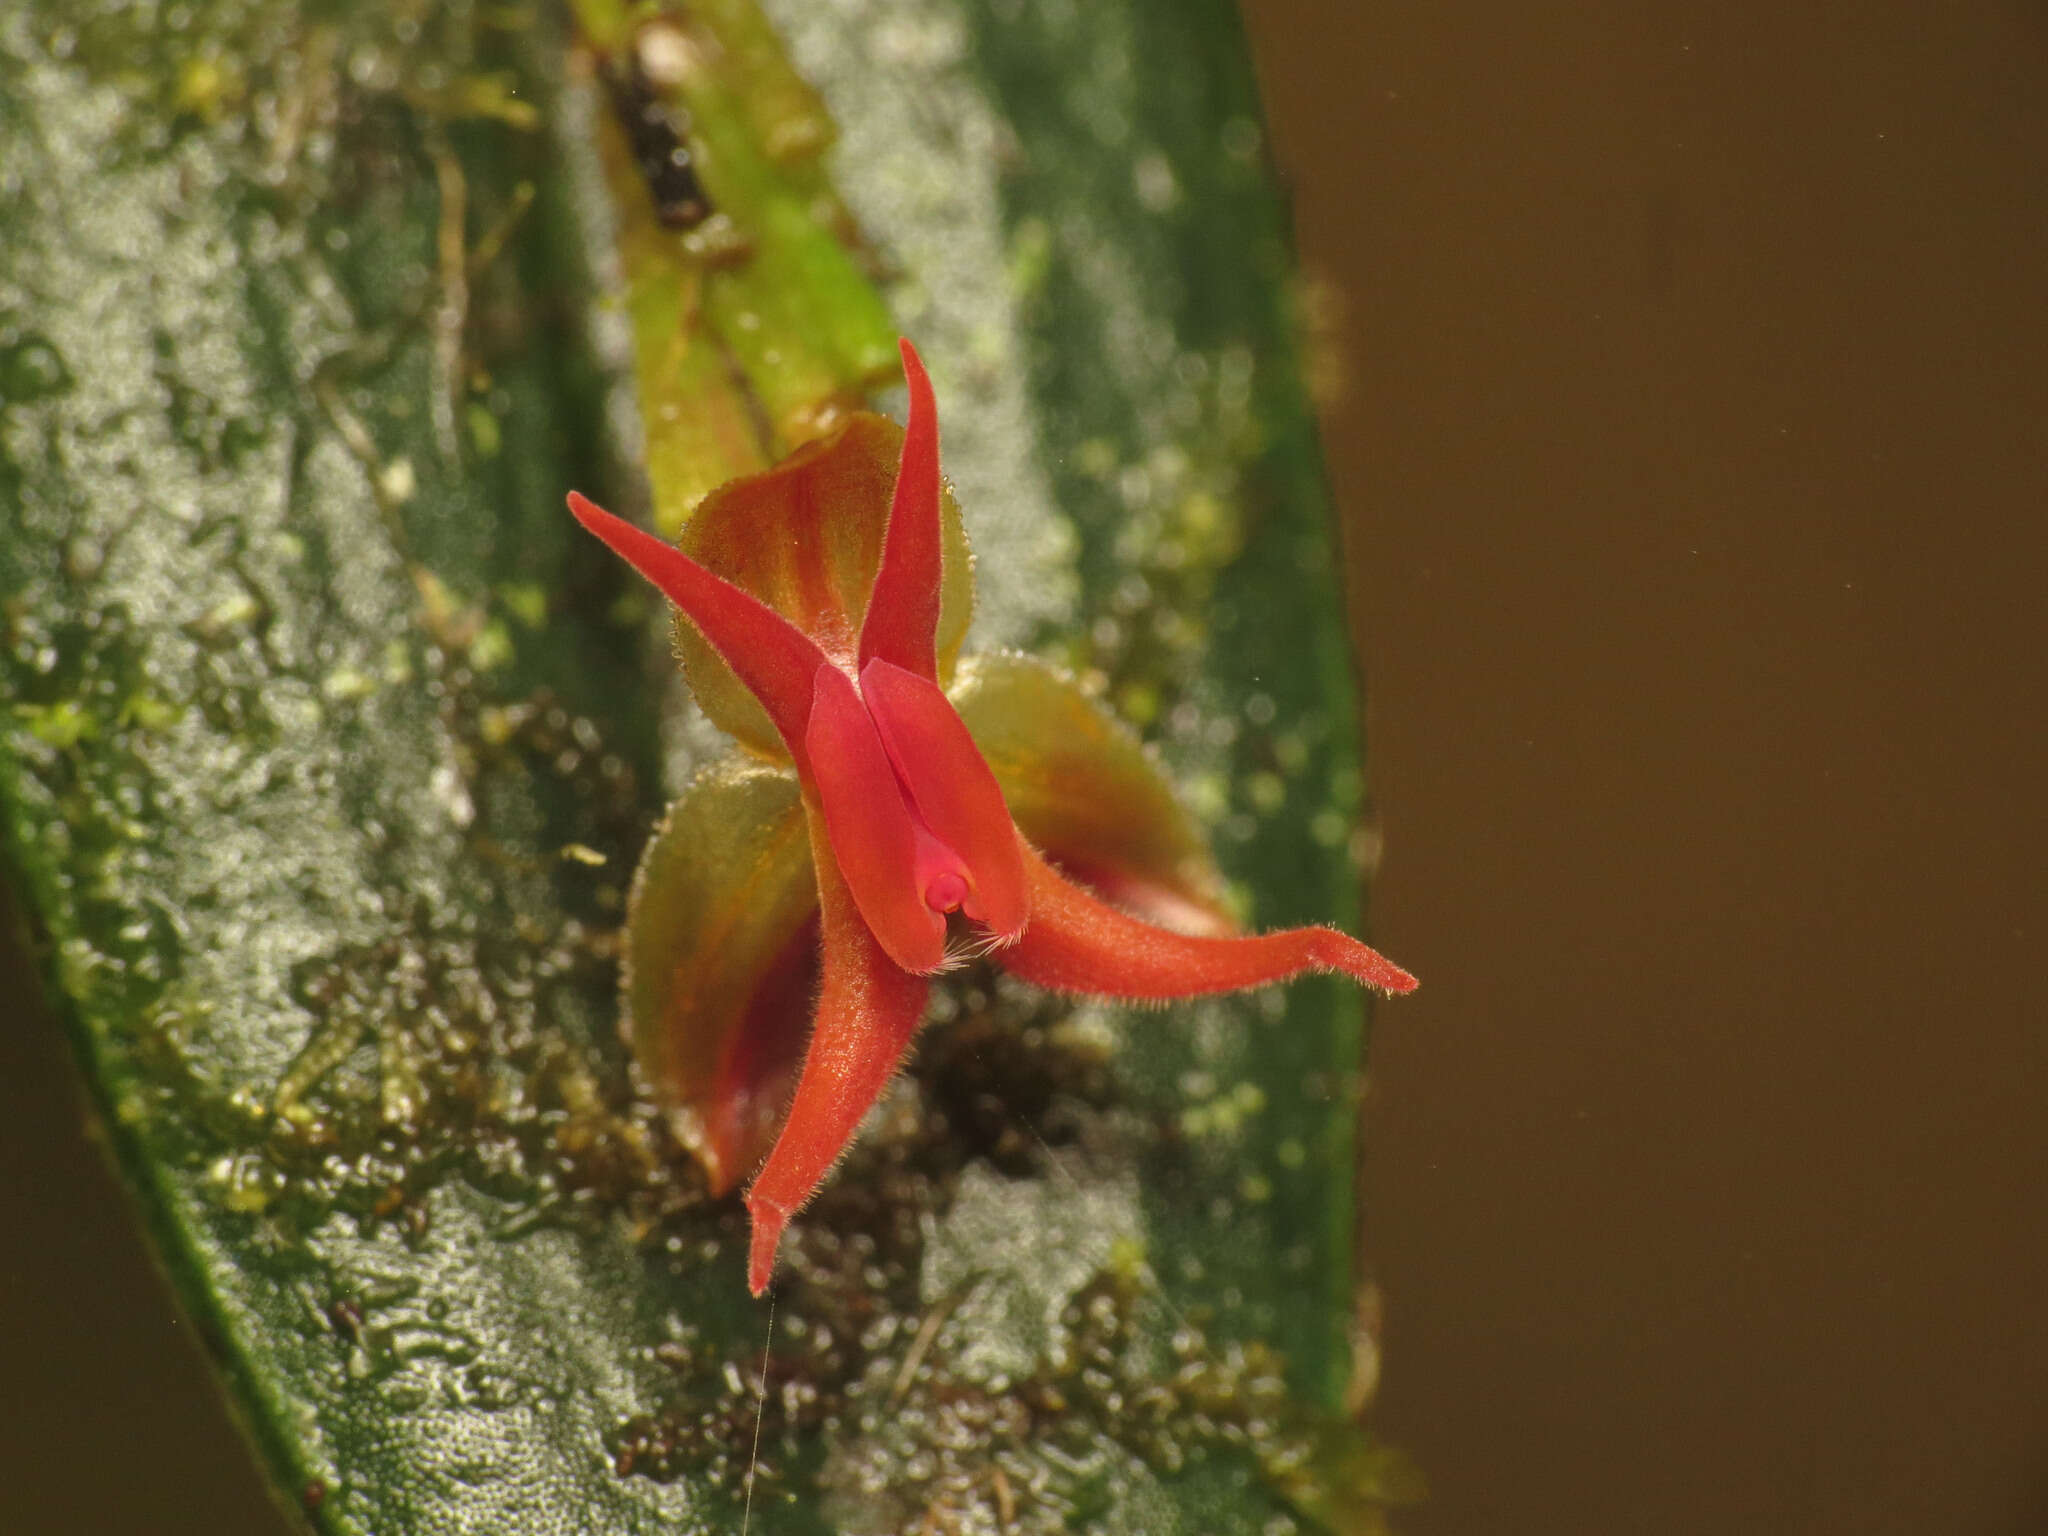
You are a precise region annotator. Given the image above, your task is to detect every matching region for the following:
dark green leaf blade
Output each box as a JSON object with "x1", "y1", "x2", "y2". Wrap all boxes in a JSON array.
[{"x1": 1, "y1": 0, "x2": 1408, "y2": 1531}]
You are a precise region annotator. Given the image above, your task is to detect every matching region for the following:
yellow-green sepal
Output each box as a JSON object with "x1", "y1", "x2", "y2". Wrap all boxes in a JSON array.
[
  {"x1": 950, "y1": 652, "x2": 1234, "y2": 936},
  {"x1": 622, "y1": 759, "x2": 818, "y2": 1194}
]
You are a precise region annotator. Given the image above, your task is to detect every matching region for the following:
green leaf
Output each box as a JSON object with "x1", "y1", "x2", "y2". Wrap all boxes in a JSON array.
[{"x1": 0, "y1": 0, "x2": 1410, "y2": 1532}]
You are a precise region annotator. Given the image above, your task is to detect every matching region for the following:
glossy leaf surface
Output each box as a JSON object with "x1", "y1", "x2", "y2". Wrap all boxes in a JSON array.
[{"x1": 0, "y1": 0, "x2": 1413, "y2": 1530}]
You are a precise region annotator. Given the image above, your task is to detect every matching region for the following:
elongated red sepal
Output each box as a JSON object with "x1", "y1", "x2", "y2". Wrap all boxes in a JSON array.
[
  {"x1": 568, "y1": 492, "x2": 828, "y2": 763},
  {"x1": 862, "y1": 658, "x2": 1029, "y2": 944},
  {"x1": 804, "y1": 662, "x2": 952, "y2": 974},
  {"x1": 1003, "y1": 842, "x2": 1419, "y2": 999},
  {"x1": 745, "y1": 812, "x2": 931, "y2": 1294},
  {"x1": 856, "y1": 339, "x2": 944, "y2": 682}
]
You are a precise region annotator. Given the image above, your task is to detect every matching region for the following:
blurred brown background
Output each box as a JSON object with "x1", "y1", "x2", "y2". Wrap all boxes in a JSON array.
[
  {"x1": 5, "y1": 1, "x2": 2045, "y2": 1532},
  {"x1": 1248, "y1": 0, "x2": 2048, "y2": 1531}
]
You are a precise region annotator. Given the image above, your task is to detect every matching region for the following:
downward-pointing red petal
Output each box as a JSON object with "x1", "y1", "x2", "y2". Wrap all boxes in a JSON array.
[
  {"x1": 861, "y1": 658, "x2": 1029, "y2": 943},
  {"x1": 856, "y1": 339, "x2": 944, "y2": 682},
  {"x1": 744, "y1": 805, "x2": 931, "y2": 1295},
  {"x1": 804, "y1": 662, "x2": 951, "y2": 974},
  {"x1": 1002, "y1": 842, "x2": 1419, "y2": 999},
  {"x1": 568, "y1": 492, "x2": 828, "y2": 763}
]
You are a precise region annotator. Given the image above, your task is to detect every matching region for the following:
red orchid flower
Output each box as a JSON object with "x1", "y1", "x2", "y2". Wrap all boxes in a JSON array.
[{"x1": 570, "y1": 339, "x2": 1416, "y2": 1295}]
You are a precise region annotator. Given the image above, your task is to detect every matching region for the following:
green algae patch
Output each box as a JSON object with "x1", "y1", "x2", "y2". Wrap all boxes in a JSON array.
[{"x1": 1, "y1": 1, "x2": 1409, "y2": 1532}]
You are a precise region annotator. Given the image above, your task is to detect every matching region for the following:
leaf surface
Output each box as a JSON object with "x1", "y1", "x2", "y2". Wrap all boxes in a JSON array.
[{"x1": 0, "y1": 0, "x2": 1412, "y2": 1531}]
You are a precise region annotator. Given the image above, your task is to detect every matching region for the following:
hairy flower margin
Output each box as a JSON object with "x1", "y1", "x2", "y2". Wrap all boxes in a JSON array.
[{"x1": 570, "y1": 339, "x2": 1416, "y2": 1294}]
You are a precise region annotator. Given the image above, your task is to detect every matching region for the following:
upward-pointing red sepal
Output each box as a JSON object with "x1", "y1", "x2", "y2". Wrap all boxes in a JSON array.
[{"x1": 857, "y1": 339, "x2": 945, "y2": 683}]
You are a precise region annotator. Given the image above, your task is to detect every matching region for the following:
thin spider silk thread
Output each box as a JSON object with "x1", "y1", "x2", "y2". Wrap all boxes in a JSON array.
[{"x1": 740, "y1": 1291, "x2": 776, "y2": 1536}]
